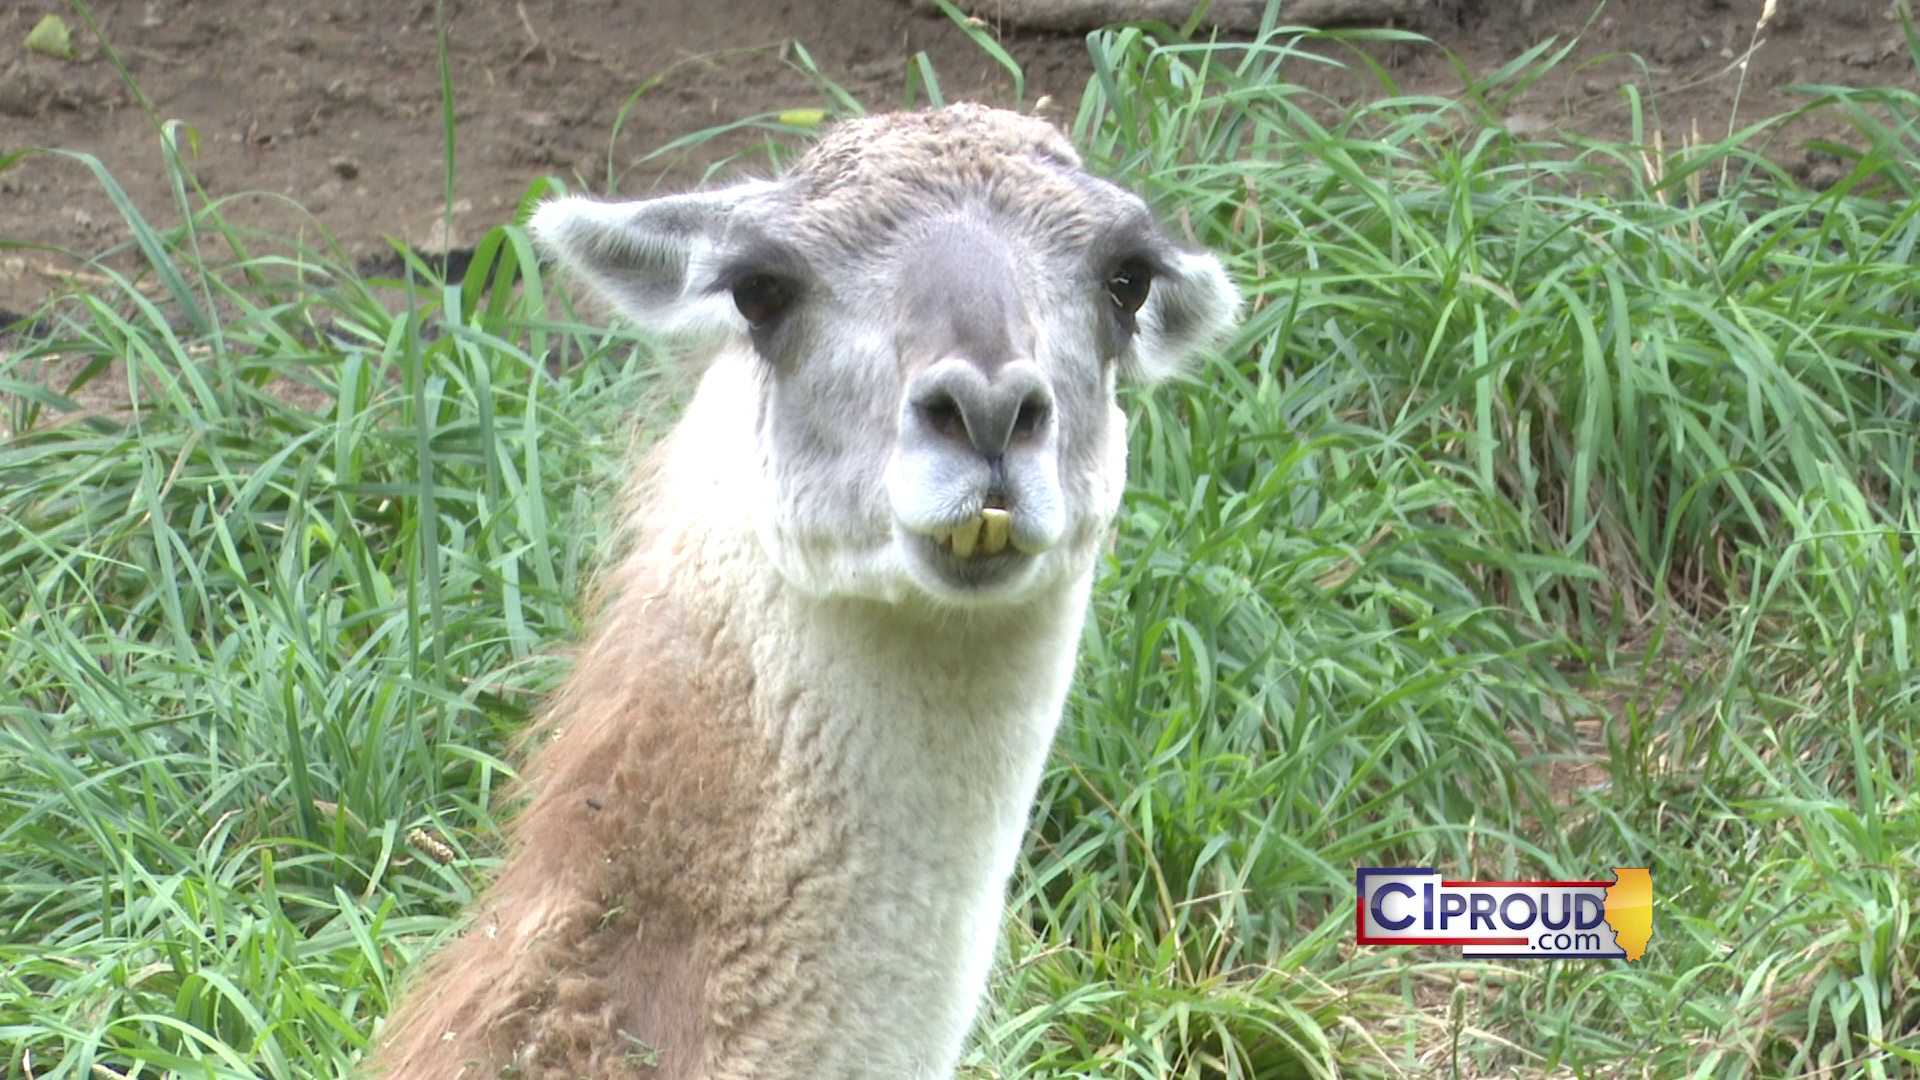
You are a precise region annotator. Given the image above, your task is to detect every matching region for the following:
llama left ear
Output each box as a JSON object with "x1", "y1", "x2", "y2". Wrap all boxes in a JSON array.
[
  {"x1": 1121, "y1": 249, "x2": 1240, "y2": 384},
  {"x1": 530, "y1": 182, "x2": 780, "y2": 337}
]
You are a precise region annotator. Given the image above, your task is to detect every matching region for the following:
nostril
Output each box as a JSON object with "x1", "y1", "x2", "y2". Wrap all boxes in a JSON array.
[
  {"x1": 1011, "y1": 396, "x2": 1050, "y2": 441},
  {"x1": 917, "y1": 394, "x2": 969, "y2": 444},
  {"x1": 909, "y1": 359, "x2": 1051, "y2": 459}
]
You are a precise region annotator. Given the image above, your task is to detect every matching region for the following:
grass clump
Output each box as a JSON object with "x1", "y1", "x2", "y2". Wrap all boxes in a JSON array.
[
  {"x1": 5, "y1": 10, "x2": 1920, "y2": 1080},
  {"x1": 0, "y1": 171, "x2": 679, "y2": 1076}
]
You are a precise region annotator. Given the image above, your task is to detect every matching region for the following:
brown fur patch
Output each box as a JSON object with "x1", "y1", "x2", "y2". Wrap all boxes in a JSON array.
[{"x1": 367, "y1": 553, "x2": 766, "y2": 1080}]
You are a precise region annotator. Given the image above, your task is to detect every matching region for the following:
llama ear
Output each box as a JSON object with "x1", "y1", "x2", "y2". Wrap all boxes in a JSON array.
[
  {"x1": 529, "y1": 182, "x2": 778, "y2": 336},
  {"x1": 1122, "y1": 248, "x2": 1240, "y2": 384}
]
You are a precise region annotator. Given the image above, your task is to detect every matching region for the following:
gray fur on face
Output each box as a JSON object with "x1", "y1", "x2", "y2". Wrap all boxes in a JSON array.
[{"x1": 531, "y1": 103, "x2": 1239, "y2": 608}]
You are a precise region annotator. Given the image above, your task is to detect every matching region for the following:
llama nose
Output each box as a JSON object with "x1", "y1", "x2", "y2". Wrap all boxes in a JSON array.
[{"x1": 908, "y1": 358, "x2": 1054, "y2": 463}]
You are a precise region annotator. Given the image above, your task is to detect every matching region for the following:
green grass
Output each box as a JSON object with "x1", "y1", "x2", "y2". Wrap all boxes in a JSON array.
[{"x1": 4, "y1": 8, "x2": 1919, "y2": 1080}]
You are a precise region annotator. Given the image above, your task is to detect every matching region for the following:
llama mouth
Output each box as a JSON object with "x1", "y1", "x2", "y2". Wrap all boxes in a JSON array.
[{"x1": 936, "y1": 507, "x2": 1012, "y2": 558}]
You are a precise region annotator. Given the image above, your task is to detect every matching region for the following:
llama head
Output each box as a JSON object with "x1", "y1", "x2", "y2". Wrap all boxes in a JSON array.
[{"x1": 532, "y1": 104, "x2": 1237, "y2": 609}]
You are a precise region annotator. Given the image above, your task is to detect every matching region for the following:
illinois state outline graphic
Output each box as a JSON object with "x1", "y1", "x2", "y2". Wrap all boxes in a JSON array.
[{"x1": 1605, "y1": 868, "x2": 1652, "y2": 961}]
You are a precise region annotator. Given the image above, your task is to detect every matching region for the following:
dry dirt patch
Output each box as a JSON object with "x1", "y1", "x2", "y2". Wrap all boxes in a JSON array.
[{"x1": 0, "y1": 0, "x2": 1912, "y2": 319}]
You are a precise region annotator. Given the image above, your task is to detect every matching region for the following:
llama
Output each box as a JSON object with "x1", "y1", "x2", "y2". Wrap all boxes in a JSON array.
[{"x1": 367, "y1": 103, "x2": 1238, "y2": 1080}]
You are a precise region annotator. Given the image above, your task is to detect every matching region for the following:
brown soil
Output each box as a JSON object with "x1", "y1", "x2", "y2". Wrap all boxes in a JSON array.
[{"x1": 0, "y1": 0, "x2": 1914, "y2": 318}]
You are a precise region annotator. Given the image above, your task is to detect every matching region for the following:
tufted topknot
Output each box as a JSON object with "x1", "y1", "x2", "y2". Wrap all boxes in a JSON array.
[
  {"x1": 779, "y1": 103, "x2": 1108, "y2": 252},
  {"x1": 798, "y1": 103, "x2": 1083, "y2": 189}
]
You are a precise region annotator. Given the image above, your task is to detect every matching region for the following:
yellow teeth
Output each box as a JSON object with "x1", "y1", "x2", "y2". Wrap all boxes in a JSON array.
[
  {"x1": 950, "y1": 515, "x2": 983, "y2": 558},
  {"x1": 942, "y1": 508, "x2": 1012, "y2": 558},
  {"x1": 980, "y1": 507, "x2": 1010, "y2": 554}
]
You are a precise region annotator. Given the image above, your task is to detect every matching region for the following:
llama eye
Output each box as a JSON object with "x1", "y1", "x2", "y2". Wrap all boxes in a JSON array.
[
  {"x1": 732, "y1": 274, "x2": 791, "y2": 328},
  {"x1": 1105, "y1": 261, "x2": 1153, "y2": 316}
]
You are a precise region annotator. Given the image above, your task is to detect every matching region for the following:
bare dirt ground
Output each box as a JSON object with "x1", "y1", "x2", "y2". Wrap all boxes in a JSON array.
[{"x1": 0, "y1": 0, "x2": 1915, "y2": 318}]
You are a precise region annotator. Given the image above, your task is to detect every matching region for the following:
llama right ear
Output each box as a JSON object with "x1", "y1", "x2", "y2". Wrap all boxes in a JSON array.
[{"x1": 530, "y1": 182, "x2": 778, "y2": 336}]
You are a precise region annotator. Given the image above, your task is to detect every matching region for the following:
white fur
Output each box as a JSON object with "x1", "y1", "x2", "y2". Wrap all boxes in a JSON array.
[{"x1": 643, "y1": 350, "x2": 1090, "y2": 1074}]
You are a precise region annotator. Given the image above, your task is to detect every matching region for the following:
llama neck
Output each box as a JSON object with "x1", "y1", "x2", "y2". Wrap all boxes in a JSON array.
[
  {"x1": 608, "y1": 353, "x2": 1097, "y2": 1075},
  {"x1": 650, "y1": 483, "x2": 1090, "y2": 1078}
]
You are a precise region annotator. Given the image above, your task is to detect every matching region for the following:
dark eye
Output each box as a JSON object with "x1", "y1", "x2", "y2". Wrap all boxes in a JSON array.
[
  {"x1": 1106, "y1": 260, "x2": 1153, "y2": 316},
  {"x1": 732, "y1": 274, "x2": 792, "y2": 328}
]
